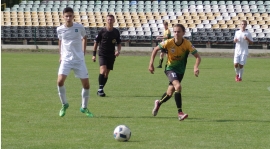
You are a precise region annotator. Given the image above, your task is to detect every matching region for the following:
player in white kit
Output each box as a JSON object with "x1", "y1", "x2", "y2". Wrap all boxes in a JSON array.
[
  {"x1": 233, "y1": 20, "x2": 253, "y2": 82},
  {"x1": 56, "y1": 7, "x2": 93, "y2": 117}
]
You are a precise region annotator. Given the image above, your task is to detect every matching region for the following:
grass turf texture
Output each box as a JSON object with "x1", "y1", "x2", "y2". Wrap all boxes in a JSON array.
[{"x1": 2, "y1": 52, "x2": 270, "y2": 149}]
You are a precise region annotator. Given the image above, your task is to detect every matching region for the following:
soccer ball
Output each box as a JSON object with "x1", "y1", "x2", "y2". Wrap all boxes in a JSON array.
[{"x1": 113, "y1": 125, "x2": 131, "y2": 142}]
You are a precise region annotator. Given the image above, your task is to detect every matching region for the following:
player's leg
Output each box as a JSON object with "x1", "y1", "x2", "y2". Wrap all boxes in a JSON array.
[
  {"x1": 238, "y1": 55, "x2": 247, "y2": 81},
  {"x1": 80, "y1": 78, "x2": 93, "y2": 117},
  {"x1": 157, "y1": 51, "x2": 165, "y2": 68},
  {"x1": 97, "y1": 56, "x2": 108, "y2": 96},
  {"x1": 152, "y1": 85, "x2": 174, "y2": 116},
  {"x1": 57, "y1": 61, "x2": 71, "y2": 117},
  {"x1": 234, "y1": 55, "x2": 240, "y2": 81},
  {"x1": 171, "y1": 74, "x2": 188, "y2": 121},
  {"x1": 74, "y1": 61, "x2": 93, "y2": 117}
]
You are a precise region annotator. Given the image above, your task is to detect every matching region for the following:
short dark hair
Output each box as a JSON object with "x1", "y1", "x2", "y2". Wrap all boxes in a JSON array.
[
  {"x1": 63, "y1": 7, "x2": 74, "y2": 14},
  {"x1": 107, "y1": 14, "x2": 115, "y2": 19},
  {"x1": 163, "y1": 21, "x2": 168, "y2": 26},
  {"x1": 173, "y1": 24, "x2": 185, "y2": 32}
]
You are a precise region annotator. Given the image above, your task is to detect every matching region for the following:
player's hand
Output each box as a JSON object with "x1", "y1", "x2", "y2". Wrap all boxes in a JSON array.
[
  {"x1": 244, "y1": 36, "x2": 247, "y2": 40},
  {"x1": 148, "y1": 64, "x2": 155, "y2": 74},
  {"x1": 194, "y1": 68, "x2": 199, "y2": 77},
  {"x1": 92, "y1": 56, "x2": 96, "y2": 62},
  {"x1": 234, "y1": 38, "x2": 238, "y2": 42},
  {"x1": 115, "y1": 51, "x2": 120, "y2": 57}
]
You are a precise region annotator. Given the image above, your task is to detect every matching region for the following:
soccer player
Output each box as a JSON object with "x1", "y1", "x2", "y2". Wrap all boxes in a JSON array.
[
  {"x1": 148, "y1": 24, "x2": 201, "y2": 121},
  {"x1": 56, "y1": 7, "x2": 93, "y2": 117},
  {"x1": 156, "y1": 21, "x2": 171, "y2": 68},
  {"x1": 92, "y1": 14, "x2": 121, "y2": 97},
  {"x1": 233, "y1": 20, "x2": 253, "y2": 82}
]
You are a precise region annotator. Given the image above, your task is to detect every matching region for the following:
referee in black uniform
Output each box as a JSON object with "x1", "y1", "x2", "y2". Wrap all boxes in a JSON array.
[{"x1": 92, "y1": 14, "x2": 121, "y2": 97}]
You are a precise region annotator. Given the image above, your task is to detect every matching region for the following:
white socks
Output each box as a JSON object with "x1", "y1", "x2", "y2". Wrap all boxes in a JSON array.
[
  {"x1": 239, "y1": 68, "x2": 244, "y2": 79},
  {"x1": 81, "y1": 88, "x2": 90, "y2": 108},
  {"x1": 58, "y1": 86, "x2": 67, "y2": 105},
  {"x1": 235, "y1": 67, "x2": 240, "y2": 75},
  {"x1": 58, "y1": 86, "x2": 90, "y2": 108}
]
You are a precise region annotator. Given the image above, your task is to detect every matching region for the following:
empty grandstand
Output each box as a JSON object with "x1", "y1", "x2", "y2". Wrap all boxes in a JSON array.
[{"x1": 1, "y1": 0, "x2": 270, "y2": 48}]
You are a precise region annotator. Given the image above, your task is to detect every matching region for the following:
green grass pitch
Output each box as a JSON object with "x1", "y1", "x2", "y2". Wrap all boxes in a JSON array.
[{"x1": 2, "y1": 52, "x2": 270, "y2": 149}]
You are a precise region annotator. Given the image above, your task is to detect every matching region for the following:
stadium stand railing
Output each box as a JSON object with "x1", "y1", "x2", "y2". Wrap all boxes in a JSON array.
[{"x1": 1, "y1": 0, "x2": 270, "y2": 48}]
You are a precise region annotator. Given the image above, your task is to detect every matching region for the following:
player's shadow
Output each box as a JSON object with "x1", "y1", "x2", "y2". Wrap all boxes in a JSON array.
[
  {"x1": 188, "y1": 118, "x2": 270, "y2": 123},
  {"x1": 95, "y1": 116, "x2": 270, "y2": 123}
]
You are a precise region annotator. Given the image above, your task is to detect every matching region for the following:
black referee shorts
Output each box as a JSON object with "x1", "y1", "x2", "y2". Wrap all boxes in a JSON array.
[{"x1": 99, "y1": 55, "x2": 116, "y2": 70}]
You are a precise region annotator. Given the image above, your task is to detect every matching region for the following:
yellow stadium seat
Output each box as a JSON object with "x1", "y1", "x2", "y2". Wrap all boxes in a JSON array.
[
  {"x1": 194, "y1": 19, "x2": 201, "y2": 24},
  {"x1": 228, "y1": 24, "x2": 236, "y2": 29},
  {"x1": 182, "y1": 12, "x2": 189, "y2": 16},
  {"x1": 234, "y1": 20, "x2": 241, "y2": 25},
  {"x1": 255, "y1": 16, "x2": 263, "y2": 21},
  {"x1": 125, "y1": 19, "x2": 132, "y2": 23},
  {"x1": 97, "y1": 22, "x2": 105, "y2": 27},
  {"x1": 154, "y1": 15, "x2": 161, "y2": 20},
  {"x1": 206, "y1": 16, "x2": 214, "y2": 20},
  {"x1": 179, "y1": 19, "x2": 186, "y2": 24},
  {"x1": 231, "y1": 16, "x2": 239, "y2": 20},
  {"x1": 25, "y1": 21, "x2": 32, "y2": 26},
  {"x1": 238, "y1": 16, "x2": 247, "y2": 20},
  {"x1": 253, "y1": 13, "x2": 260, "y2": 18},
  {"x1": 261, "y1": 24, "x2": 268, "y2": 29},
  {"x1": 218, "y1": 20, "x2": 225, "y2": 24},
  {"x1": 213, "y1": 12, "x2": 221, "y2": 17},
  {"x1": 188, "y1": 23, "x2": 196, "y2": 28},
  {"x1": 140, "y1": 19, "x2": 147, "y2": 24},
  {"x1": 245, "y1": 13, "x2": 252, "y2": 17},
  {"x1": 134, "y1": 23, "x2": 141, "y2": 27},
  {"x1": 200, "y1": 15, "x2": 208, "y2": 20},
  {"x1": 261, "y1": 13, "x2": 268, "y2": 18},
  {"x1": 249, "y1": 20, "x2": 257, "y2": 25},
  {"x1": 147, "y1": 15, "x2": 154, "y2": 20},
  {"x1": 237, "y1": 12, "x2": 245, "y2": 17},
  {"x1": 220, "y1": 24, "x2": 227, "y2": 29},
  {"x1": 171, "y1": 19, "x2": 178, "y2": 24},
  {"x1": 197, "y1": 12, "x2": 205, "y2": 17},
  {"x1": 258, "y1": 20, "x2": 265, "y2": 25},
  {"x1": 247, "y1": 16, "x2": 255, "y2": 21},
  {"x1": 126, "y1": 23, "x2": 134, "y2": 27},
  {"x1": 186, "y1": 19, "x2": 194, "y2": 24},
  {"x1": 192, "y1": 15, "x2": 200, "y2": 20},
  {"x1": 226, "y1": 20, "x2": 233, "y2": 24},
  {"x1": 185, "y1": 16, "x2": 192, "y2": 20}
]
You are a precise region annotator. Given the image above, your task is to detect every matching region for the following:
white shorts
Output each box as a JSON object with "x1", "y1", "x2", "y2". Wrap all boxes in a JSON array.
[
  {"x1": 58, "y1": 60, "x2": 89, "y2": 79},
  {"x1": 234, "y1": 54, "x2": 248, "y2": 65}
]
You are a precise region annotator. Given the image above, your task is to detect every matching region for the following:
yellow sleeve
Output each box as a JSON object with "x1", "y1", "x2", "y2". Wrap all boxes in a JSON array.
[
  {"x1": 187, "y1": 40, "x2": 197, "y2": 54},
  {"x1": 158, "y1": 40, "x2": 167, "y2": 49}
]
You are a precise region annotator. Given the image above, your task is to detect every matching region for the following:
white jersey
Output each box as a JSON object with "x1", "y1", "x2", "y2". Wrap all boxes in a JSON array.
[
  {"x1": 234, "y1": 30, "x2": 253, "y2": 56},
  {"x1": 57, "y1": 23, "x2": 86, "y2": 61}
]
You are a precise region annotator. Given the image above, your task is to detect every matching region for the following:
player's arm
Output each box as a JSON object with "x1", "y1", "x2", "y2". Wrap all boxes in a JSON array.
[
  {"x1": 58, "y1": 40, "x2": 62, "y2": 63},
  {"x1": 115, "y1": 43, "x2": 121, "y2": 57},
  {"x1": 92, "y1": 42, "x2": 98, "y2": 62},
  {"x1": 115, "y1": 30, "x2": 122, "y2": 57},
  {"x1": 92, "y1": 32, "x2": 102, "y2": 62},
  {"x1": 82, "y1": 35, "x2": 87, "y2": 56},
  {"x1": 233, "y1": 31, "x2": 238, "y2": 43},
  {"x1": 245, "y1": 33, "x2": 253, "y2": 44},
  {"x1": 193, "y1": 52, "x2": 201, "y2": 77},
  {"x1": 149, "y1": 45, "x2": 162, "y2": 74}
]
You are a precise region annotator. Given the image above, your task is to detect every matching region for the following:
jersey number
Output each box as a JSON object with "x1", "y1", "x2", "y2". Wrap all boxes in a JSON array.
[{"x1": 171, "y1": 72, "x2": 177, "y2": 78}]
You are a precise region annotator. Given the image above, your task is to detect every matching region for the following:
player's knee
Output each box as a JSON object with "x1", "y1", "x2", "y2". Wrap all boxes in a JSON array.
[
  {"x1": 83, "y1": 84, "x2": 90, "y2": 89},
  {"x1": 57, "y1": 80, "x2": 64, "y2": 86},
  {"x1": 174, "y1": 84, "x2": 182, "y2": 92}
]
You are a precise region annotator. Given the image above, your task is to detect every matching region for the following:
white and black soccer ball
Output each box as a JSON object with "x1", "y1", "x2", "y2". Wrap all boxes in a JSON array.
[{"x1": 113, "y1": 125, "x2": 131, "y2": 142}]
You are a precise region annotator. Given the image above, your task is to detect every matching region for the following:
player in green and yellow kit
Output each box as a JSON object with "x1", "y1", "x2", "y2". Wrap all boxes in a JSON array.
[
  {"x1": 156, "y1": 21, "x2": 171, "y2": 68},
  {"x1": 149, "y1": 24, "x2": 201, "y2": 121}
]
